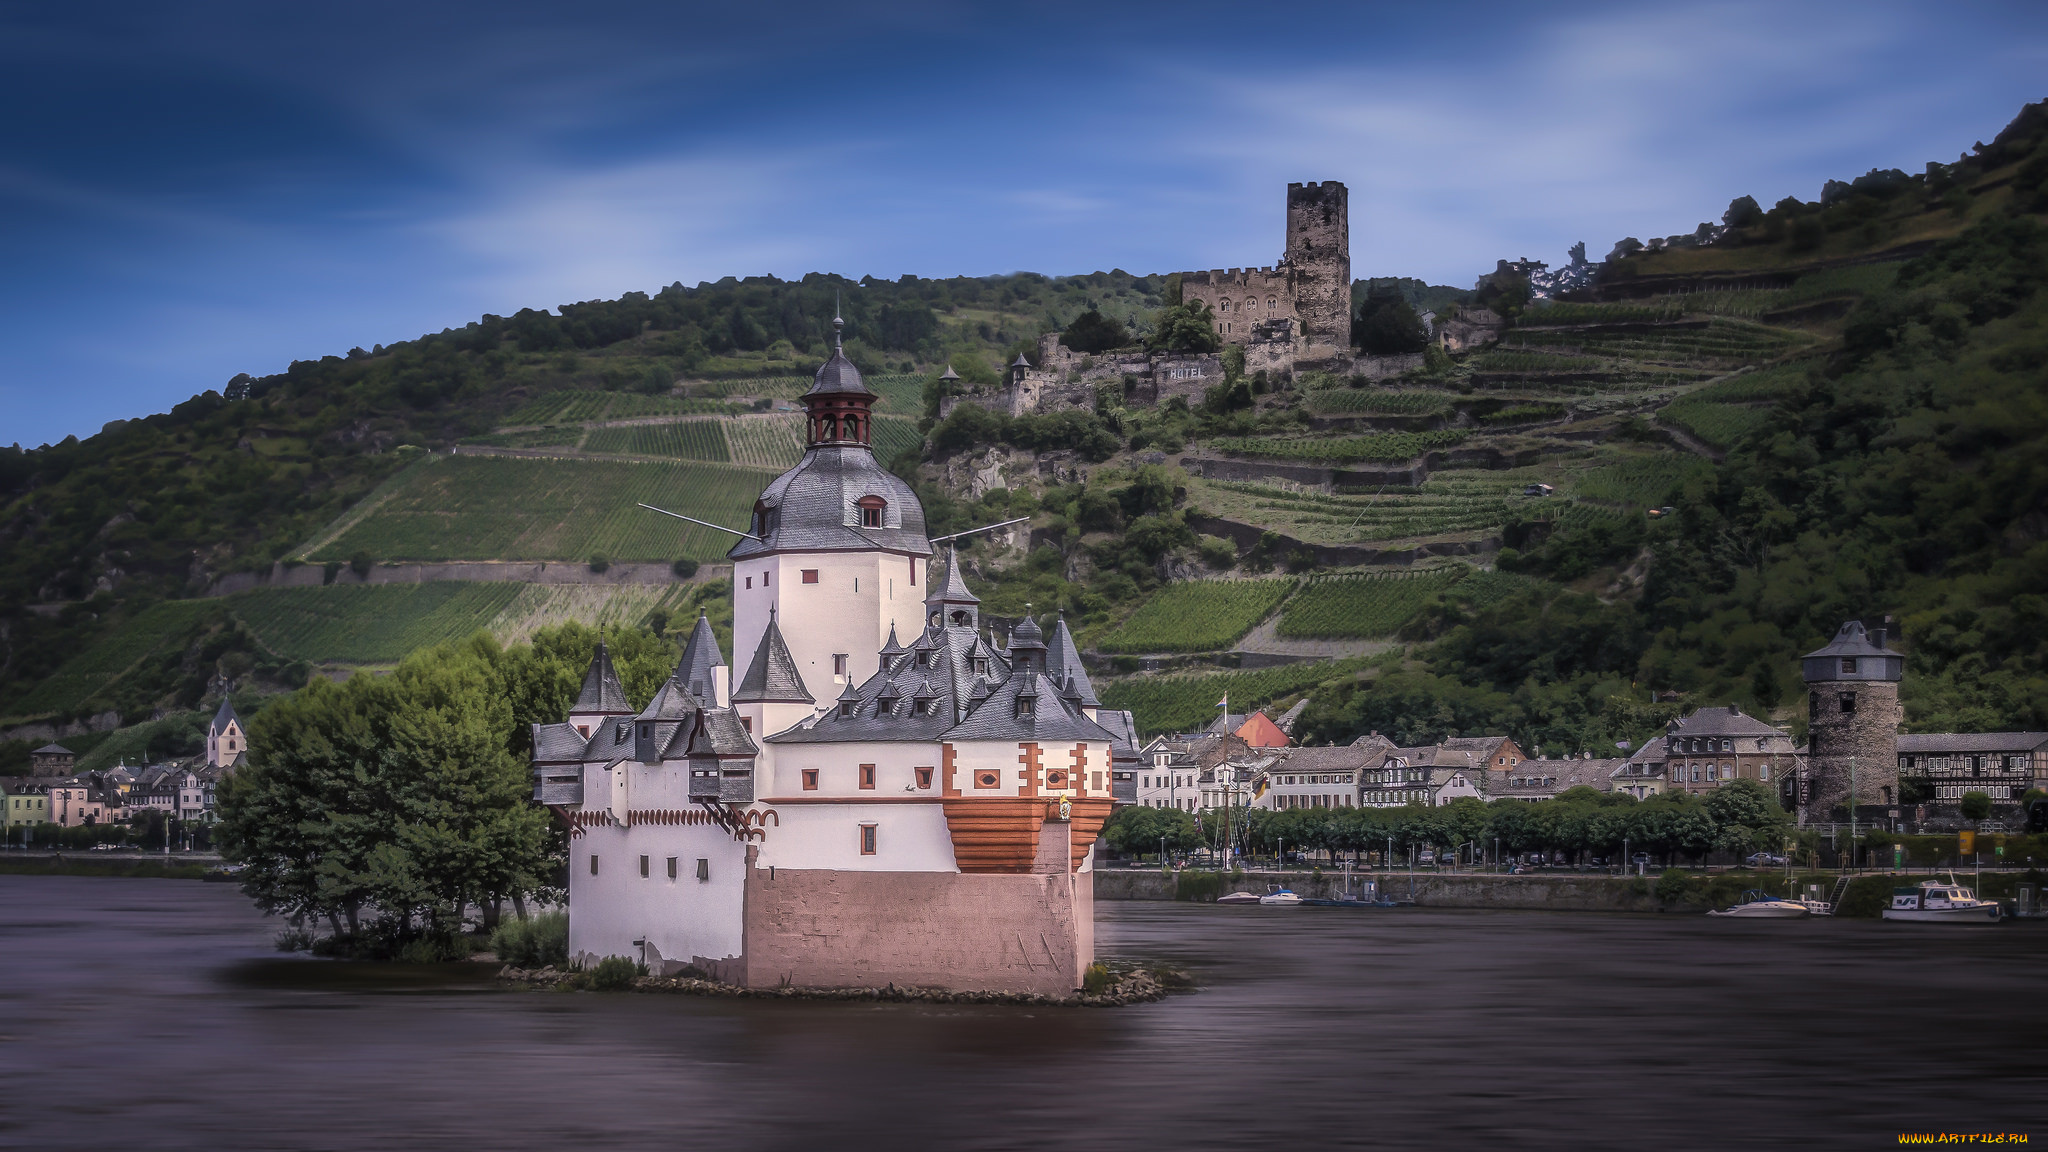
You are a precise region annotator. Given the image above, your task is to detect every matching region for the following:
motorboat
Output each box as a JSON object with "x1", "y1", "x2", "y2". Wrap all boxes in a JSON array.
[
  {"x1": 1258, "y1": 889, "x2": 1304, "y2": 906},
  {"x1": 1883, "y1": 880, "x2": 2001, "y2": 923},
  {"x1": 1706, "y1": 890, "x2": 1811, "y2": 918},
  {"x1": 1215, "y1": 891, "x2": 1262, "y2": 905}
]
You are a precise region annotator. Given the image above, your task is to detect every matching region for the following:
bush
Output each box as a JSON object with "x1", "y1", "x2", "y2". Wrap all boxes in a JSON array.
[
  {"x1": 1082, "y1": 963, "x2": 1113, "y2": 995},
  {"x1": 672, "y1": 558, "x2": 699, "y2": 579},
  {"x1": 490, "y1": 911, "x2": 569, "y2": 967},
  {"x1": 589, "y1": 553, "x2": 610, "y2": 574},
  {"x1": 588, "y1": 955, "x2": 641, "y2": 991},
  {"x1": 397, "y1": 933, "x2": 471, "y2": 963},
  {"x1": 1654, "y1": 868, "x2": 1692, "y2": 903},
  {"x1": 350, "y1": 550, "x2": 374, "y2": 579}
]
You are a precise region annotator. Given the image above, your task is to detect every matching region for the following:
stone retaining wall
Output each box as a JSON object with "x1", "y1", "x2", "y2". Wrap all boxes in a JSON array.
[{"x1": 204, "y1": 560, "x2": 732, "y2": 598}]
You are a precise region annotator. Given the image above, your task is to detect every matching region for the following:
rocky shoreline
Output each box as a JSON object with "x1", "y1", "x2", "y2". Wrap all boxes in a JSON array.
[{"x1": 496, "y1": 960, "x2": 1185, "y2": 1006}]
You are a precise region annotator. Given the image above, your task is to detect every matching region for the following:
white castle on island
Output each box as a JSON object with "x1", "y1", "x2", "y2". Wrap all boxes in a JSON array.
[{"x1": 530, "y1": 317, "x2": 1139, "y2": 995}]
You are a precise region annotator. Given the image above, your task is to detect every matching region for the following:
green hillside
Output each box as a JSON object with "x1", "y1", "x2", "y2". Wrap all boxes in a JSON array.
[{"x1": 4, "y1": 100, "x2": 2045, "y2": 762}]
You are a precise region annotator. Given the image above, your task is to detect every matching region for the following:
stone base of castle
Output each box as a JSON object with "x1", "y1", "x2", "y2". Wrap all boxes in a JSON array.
[{"x1": 740, "y1": 861, "x2": 1094, "y2": 998}]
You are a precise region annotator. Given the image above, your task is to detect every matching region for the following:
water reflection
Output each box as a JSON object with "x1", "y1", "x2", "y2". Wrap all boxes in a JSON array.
[{"x1": 0, "y1": 875, "x2": 2041, "y2": 1150}]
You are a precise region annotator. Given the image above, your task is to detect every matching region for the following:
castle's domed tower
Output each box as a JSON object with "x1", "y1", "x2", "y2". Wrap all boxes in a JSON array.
[
  {"x1": 728, "y1": 315, "x2": 931, "y2": 697},
  {"x1": 1801, "y1": 620, "x2": 1904, "y2": 822}
]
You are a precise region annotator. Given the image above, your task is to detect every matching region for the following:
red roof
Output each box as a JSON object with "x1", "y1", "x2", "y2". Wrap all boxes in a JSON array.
[{"x1": 1234, "y1": 712, "x2": 1290, "y2": 749}]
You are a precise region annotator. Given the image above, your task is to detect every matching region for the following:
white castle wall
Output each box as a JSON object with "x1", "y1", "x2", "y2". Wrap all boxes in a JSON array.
[{"x1": 732, "y1": 551, "x2": 928, "y2": 698}]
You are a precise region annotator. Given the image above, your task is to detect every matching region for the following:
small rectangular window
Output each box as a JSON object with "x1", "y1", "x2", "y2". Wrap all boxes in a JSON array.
[
  {"x1": 802, "y1": 769, "x2": 819, "y2": 790},
  {"x1": 859, "y1": 764, "x2": 876, "y2": 789},
  {"x1": 910, "y1": 558, "x2": 918, "y2": 585},
  {"x1": 834, "y1": 654, "x2": 848, "y2": 676},
  {"x1": 667, "y1": 857, "x2": 678, "y2": 879},
  {"x1": 1839, "y1": 692, "x2": 1857, "y2": 715},
  {"x1": 639, "y1": 855, "x2": 649, "y2": 878},
  {"x1": 745, "y1": 576, "x2": 752, "y2": 589},
  {"x1": 916, "y1": 766, "x2": 933, "y2": 788},
  {"x1": 1840, "y1": 657, "x2": 1857, "y2": 675},
  {"x1": 802, "y1": 570, "x2": 819, "y2": 584},
  {"x1": 742, "y1": 716, "x2": 752, "y2": 733},
  {"x1": 763, "y1": 571, "x2": 770, "y2": 586},
  {"x1": 590, "y1": 855, "x2": 599, "y2": 876},
  {"x1": 696, "y1": 858, "x2": 709, "y2": 881},
  {"x1": 860, "y1": 823, "x2": 877, "y2": 855}
]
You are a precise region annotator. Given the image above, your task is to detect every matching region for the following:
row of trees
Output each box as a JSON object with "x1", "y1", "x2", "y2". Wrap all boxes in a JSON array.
[
  {"x1": 1104, "y1": 781, "x2": 1791, "y2": 867},
  {"x1": 216, "y1": 623, "x2": 672, "y2": 954}
]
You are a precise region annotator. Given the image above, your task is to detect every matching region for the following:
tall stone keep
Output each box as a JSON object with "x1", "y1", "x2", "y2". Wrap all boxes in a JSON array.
[
  {"x1": 1285, "y1": 181, "x2": 1351, "y2": 359},
  {"x1": 1801, "y1": 621, "x2": 1904, "y2": 820}
]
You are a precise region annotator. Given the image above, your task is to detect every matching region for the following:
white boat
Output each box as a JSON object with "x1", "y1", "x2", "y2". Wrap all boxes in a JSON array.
[
  {"x1": 1215, "y1": 891, "x2": 1262, "y2": 905},
  {"x1": 1883, "y1": 880, "x2": 2001, "y2": 923},
  {"x1": 1707, "y1": 890, "x2": 1811, "y2": 918},
  {"x1": 1258, "y1": 889, "x2": 1303, "y2": 906}
]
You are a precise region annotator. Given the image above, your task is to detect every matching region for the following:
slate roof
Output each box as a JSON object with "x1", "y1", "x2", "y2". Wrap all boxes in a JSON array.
[
  {"x1": 208, "y1": 698, "x2": 240, "y2": 737},
  {"x1": 727, "y1": 444, "x2": 930, "y2": 560},
  {"x1": 532, "y1": 722, "x2": 590, "y2": 763},
  {"x1": 1897, "y1": 732, "x2": 2048, "y2": 755},
  {"x1": 1803, "y1": 620, "x2": 1898, "y2": 660},
  {"x1": 1666, "y1": 705, "x2": 1790, "y2": 741},
  {"x1": 571, "y1": 640, "x2": 631, "y2": 715},
  {"x1": 733, "y1": 618, "x2": 814, "y2": 704},
  {"x1": 804, "y1": 318, "x2": 877, "y2": 398},
  {"x1": 928, "y1": 547, "x2": 980, "y2": 606},
  {"x1": 1276, "y1": 745, "x2": 1375, "y2": 773},
  {"x1": 939, "y1": 670, "x2": 1121, "y2": 744},
  {"x1": 636, "y1": 678, "x2": 703, "y2": 722},
  {"x1": 1044, "y1": 614, "x2": 1099, "y2": 707},
  {"x1": 684, "y1": 708, "x2": 759, "y2": 758},
  {"x1": 1094, "y1": 708, "x2": 1143, "y2": 766},
  {"x1": 31, "y1": 743, "x2": 73, "y2": 756},
  {"x1": 673, "y1": 613, "x2": 724, "y2": 699}
]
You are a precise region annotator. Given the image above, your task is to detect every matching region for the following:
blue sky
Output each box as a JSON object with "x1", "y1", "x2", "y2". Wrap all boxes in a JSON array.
[{"x1": 4, "y1": 0, "x2": 2044, "y2": 448}]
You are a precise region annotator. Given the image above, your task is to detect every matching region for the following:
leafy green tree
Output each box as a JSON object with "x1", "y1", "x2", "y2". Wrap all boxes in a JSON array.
[
  {"x1": 1060, "y1": 309, "x2": 1130, "y2": 354},
  {"x1": 1722, "y1": 195, "x2": 1764, "y2": 229},
  {"x1": 1353, "y1": 287, "x2": 1429, "y2": 354},
  {"x1": 1960, "y1": 791, "x2": 1994, "y2": 822},
  {"x1": 1149, "y1": 301, "x2": 1221, "y2": 353},
  {"x1": 1701, "y1": 778, "x2": 1786, "y2": 832}
]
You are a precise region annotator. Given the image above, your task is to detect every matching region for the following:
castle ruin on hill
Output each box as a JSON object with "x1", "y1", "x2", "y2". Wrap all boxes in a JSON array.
[{"x1": 941, "y1": 181, "x2": 1420, "y2": 422}]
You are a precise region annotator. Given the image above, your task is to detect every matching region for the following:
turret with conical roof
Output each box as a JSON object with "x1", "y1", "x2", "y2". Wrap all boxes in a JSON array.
[
  {"x1": 734, "y1": 616, "x2": 813, "y2": 705},
  {"x1": 570, "y1": 639, "x2": 632, "y2": 724},
  {"x1": 674, "y1": 612, "x2": 726, "y2": 703},
  {"x1": 1044, "y1": 612, "x2": 1099, "y2": 710},
  {"x1": 803, "y1": 313, "x2": 878, "y2": 447},
  {"x1": 926, "y1": 546, "x2": 980, "y2": 631}
]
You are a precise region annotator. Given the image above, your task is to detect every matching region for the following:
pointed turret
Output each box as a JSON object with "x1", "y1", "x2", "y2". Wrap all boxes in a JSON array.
[
  {"x1": 209, "y1": 696, "x2": 240, "y2": 737},
  {"x1": 1044, "y1": 612, "x2": 1099, "y2": 708},
  {"x1": 674, "y1": 612, "x2": 724, "y2": 700},
  {"x1": 733, "y1": 617, "x2": 814, "y2": 704},
  {"x1": 879, "y1": 622, "x2": 906, "y2": 664},
  {"x1": 571, "y1": 639, "x2": 631, "y2": 717},
  {"x1": 1008, "y1": 613, "x2": 1047, "y2": 675},
  {"x1": 926, "y1": 546, "x2": 979, "y2": 630}
]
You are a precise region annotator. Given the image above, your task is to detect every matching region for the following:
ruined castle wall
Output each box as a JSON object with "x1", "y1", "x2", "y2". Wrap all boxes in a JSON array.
[
  {"x1": 741, "y1": 865, "x2": 1091, "y2": 996},
  {"x1": 1285, "y1": 181, "x2": 1352, "y2": 359},
  {"x1": 1181, "y1": 266, "x2": 1297, "y2": 344}
]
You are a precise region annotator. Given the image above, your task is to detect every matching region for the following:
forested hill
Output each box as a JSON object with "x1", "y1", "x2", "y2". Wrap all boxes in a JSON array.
[{"x1": 3, "y1": 100, "x2": 2046, "y2": 764}]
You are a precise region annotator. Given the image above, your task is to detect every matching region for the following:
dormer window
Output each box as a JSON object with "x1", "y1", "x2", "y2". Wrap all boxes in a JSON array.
[
  {"x1": 1017, "y1": 696, "x2": 1035, "y2": 718},
  {"x1": 973, "y1": 658, "x2": 989, "y2": 676},
  {"x1": 857, "y1": 495, "x2": 886, "y2": 529},
  {"x1": 839, "y1": 700, "x2": 855, "y2": 718}
]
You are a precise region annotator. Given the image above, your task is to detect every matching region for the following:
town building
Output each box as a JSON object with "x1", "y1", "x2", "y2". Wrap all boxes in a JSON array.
[
  {"x1": 532, "y1": 320, "x2": 1138, "y2": 996},
  {"x1": 1895, "y1": 733, "x2": 2047, "y2": 810},
  {"x1": 3, "y1": 779, "x2": 52, "y2": 829},
  {"x1": 29, "y1": 743, "x2": 75, "y2": 775},
  {"x1": 1659, "y1": 705, "x2": 1803, "y2": 796},
  {"x1": 47, "y1": 772, "x2": 122, "y2": 826},
  {"x1": 1259, "y1": 745, "x2": 1368, "y2": 810},
  {"x1": 1490, "y1": 754, "x2": 1628, "y2": 801},
  {"x1": 1358, "y1": 744, "x2": 1484, "y2": 807},
  {"x1": 130, "y1": 764, "x2": 212, "y2": 822},
  {"x1": 1610, "y1": 739, "x2": 1670, "y2": 799}
]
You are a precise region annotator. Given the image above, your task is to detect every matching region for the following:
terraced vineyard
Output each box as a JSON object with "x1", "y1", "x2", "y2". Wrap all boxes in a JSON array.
[
  {"x1": 1301, "y1": 390, "x2": 1457, "y2": 417},
  {"x1": 726, "y1": 416, "x2": 805, "y2": 469},
  {"x1": 1570, "y1": 455, "x2": 1714, "y2": 505},
  {"x1": 873, "y1": 415, "x2": 924, "y2": 463},
  {"x1": 1208, "y1": 430, "x2": 1466, "y2": 463},
  {"x1": 507, "y1": 391, "x2": 741, "y2": 426},
  {"x1": 462, "y1": 426, "x2": 585, "y2": 449},
  {"x1": 7, "y1": 600, "x2": 215, "y2": 718},
  {"x1": 314, "y1": 456, "x2": 762, "y2": 562},
  {"x1": 230, "y1": 583, "x2": 527, "y2": 665},
  {"x1": 1100, "y1": 659, "x2": 1368, "y2": 737},
  {"x1": 1683, "y1": 361, "x2": 1815, "y2": 403},
  {"x1": 1661, "y1": 395, "x2": 1780, "y2": 451},
  {"x1": 1277, "y1": 568, "x2": 1468, "y2": 639},
  {"x1": 582, "y1": 420, "x2": 731, "y2": 462},
  {"x1": 1503, "y1": 318, "x2": 1815, "y2": 366},
  {"x1": 1097, "y1": 579, "x2": 1295, "y2": 654}
]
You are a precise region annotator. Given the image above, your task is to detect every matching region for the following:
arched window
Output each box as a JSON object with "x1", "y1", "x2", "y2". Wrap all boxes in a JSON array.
[
  {"x1": 1218, "y1": 299, "x2": 1230, "y2": 313},
  {"x1": 1268, "y1": 296, "x2": 1277, "y2": 309},
  {"x1": 857, "y1": 495, "x2": 886, "y2": 529}
]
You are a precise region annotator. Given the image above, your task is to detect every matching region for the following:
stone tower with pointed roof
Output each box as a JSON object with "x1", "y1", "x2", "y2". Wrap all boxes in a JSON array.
[
  {"x1": 1801, "y1": 620, "x2": 1905, "y2": 821},
  {"x1": 728, "y1": 311, "x2": 931, "y2": 701},
  {"x1": 206, "y1": 698, "x2": 245, "y2": 769}
]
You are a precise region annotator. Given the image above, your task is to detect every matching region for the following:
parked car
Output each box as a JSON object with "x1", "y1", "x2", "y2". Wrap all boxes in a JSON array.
[
  {"x1": 1631, "y1": 853, "x2": 1652, "y2": 865},
  {"x1": 1522, "y1": 483, "x2": 1555, "y2": 497},
  {"x1": 1416, "y1": 850, "x2": 1436, "y2": 865},
  {"x1": 1745, "y1": 852, "x2": 1788, "y2": 867}
]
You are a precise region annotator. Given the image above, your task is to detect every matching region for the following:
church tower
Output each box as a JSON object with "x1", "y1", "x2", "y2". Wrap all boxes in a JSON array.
[
  {"x1": 1801, "y1": 620, "x2": 1905, "y2": 823},
  {"x1": 728, "y1": 313, "x2": 931, "y2": 698}
]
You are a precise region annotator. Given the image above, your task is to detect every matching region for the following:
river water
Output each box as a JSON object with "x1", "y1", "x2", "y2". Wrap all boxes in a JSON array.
[{"x1": 0, "y1": 875, "x2": 2040, "y2": 1150}]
